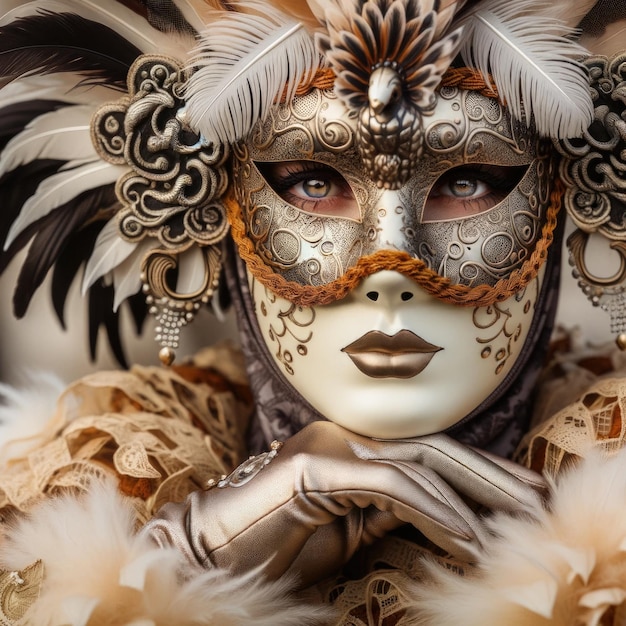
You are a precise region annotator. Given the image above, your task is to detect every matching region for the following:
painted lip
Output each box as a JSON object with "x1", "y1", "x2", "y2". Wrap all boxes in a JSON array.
[{"x1": 341, "y1": 330, "x2": 442, "y2": 379}]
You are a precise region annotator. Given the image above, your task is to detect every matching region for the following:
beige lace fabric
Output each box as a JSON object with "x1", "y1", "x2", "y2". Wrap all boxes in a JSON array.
[
  {"x1": 0, "y1": 341, "x2": 253, "y2": 525},
  {"x1": 517, "y1": 331, "x2": 626, "y2": 475},
  {"x1": 317, "y1": 536, "x2": 467, "y2": 625}
]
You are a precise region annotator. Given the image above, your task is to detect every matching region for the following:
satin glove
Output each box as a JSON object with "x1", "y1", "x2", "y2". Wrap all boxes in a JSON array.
[{"x1": 144, "y1": 421, "x2": 545, "y2": 588}]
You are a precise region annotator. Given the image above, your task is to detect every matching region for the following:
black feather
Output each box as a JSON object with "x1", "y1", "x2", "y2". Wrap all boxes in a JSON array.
[
  {"x1": 126, "y1": 290, "x2": 149, "y2": 336},
  {"x1": 0, "y1": 159, "x2": 67, "y2": 255},
  {"x1": 12, "y1": 186, "x2": 116, "y2": 318},
  {"x1": 0, "y1": 11, "x2": 142, "y2": 90},
  {"x1": 0, "y1": 100, "x2": 68, "y2": 153},
  {"x1": 88, "y1": 281, "x2": 129, "y2": 367},
  {"x1": 51, "y1": 220, "x2": 104, "y2": 330}
]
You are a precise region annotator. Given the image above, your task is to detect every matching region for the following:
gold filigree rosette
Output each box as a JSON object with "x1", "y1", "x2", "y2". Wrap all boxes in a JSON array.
[
  {"x1": 92, "y1": 55, "x2": 231, "y2": 363},
  {"x1": 557, "y1": 53, "x2": 626, "y2": 335}
]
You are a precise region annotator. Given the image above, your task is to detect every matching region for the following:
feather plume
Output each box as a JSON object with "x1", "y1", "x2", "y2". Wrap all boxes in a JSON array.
[
  {"x1": 408, "y1": 447, "x2": 626, "y2": 625},
  {"x1": 0, "y1": 160, "x2": 66, "y2": 253},
  {"x1": 81, "y1": 217, "x2": 137, "y2": 295},
  {"x1": 88, "y1": 282, "x2": 127, "y2": 365},
  {"x1": 50, "y1": 221, "x2": 104, "y2": 329},
  {"x1": 12, "y1": 186, "x2": 117, "y2": 318},
  {"x1": 0, "y1": 481, "x2": 329, "y2": 625},
  {"x1": 0, "y1": 105, "x2": 95, "y2": 177},
  {"x1": 261, "y1": 0, "x2": 324, "y2": 31},
  {"x1": 5, "y1": 160, "x2": 125, "y2": 248},
  {"x1": 458, "y1": 0, "x2": 593, "y2": 138},
  {"x1": 0, "y1": 73, "x2": 118, "y2": 111},
  {"x1": 0, "y1": 372, "x2": 66, "y2": 466},
  {"x1": 0, "y1": 10, "x2": 141, "y2": 90},
  {"x1": 112, "y1": 238, "x2": 156, "y2": 311},
  {"x1": 0, "y1": 100, "x2": 67, "y2": 153},
  {"x1": 184, "y1": 0, "x2": 320, "y2": 145},
  {"x1": 1, "y1": 0, "x2": 194, "y2": 59}
]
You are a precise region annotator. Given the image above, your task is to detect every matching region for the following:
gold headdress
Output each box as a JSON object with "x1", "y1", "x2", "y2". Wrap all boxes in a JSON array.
[{"x1": 0, "y1": 0, "x2": 618, "y2": 363}]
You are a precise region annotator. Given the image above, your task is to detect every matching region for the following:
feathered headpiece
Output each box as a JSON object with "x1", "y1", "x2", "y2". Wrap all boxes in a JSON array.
[{"x1": 0, "y1": 0, "x2": 617, "y2": 363}]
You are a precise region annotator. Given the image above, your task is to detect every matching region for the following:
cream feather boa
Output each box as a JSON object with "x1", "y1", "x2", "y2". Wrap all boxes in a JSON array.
[
  {"x1": 0, "y1": 481, "x2": 329, "y2": 626},
  {"x1": 408, "y1": 447, "x2": 626, "y2": 625}
]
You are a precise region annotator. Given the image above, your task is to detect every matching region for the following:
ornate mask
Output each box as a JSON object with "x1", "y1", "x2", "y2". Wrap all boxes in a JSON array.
[
  {"x1": 230, "y1": 85, "x2": 558, "y2": 309},
  {"x1": 229, "y1": 84, "x2": 559, "y2": 437}
]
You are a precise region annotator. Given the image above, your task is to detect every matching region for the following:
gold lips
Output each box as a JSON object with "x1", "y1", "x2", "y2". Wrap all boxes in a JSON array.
[{"x1": 341, "y1": 330, "x2": 442, "y2": 379}]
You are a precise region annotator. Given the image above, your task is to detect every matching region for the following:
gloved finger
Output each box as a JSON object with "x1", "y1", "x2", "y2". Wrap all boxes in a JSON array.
[
  {"x1": 390, "y1": 460, "x2": 491, "y2": 547},
  {"x1": 469, "y1": 446, "x2": 547, "y2": 494},
  {"x1": 285, "y1": 508, "x2": 405, "y2": 587},
  {"x1": 321, "y1": 463, "x2": 483, "y2": 561},
  {"x1": 358, "y1": 434, "x2": 543, "y2": 512}
]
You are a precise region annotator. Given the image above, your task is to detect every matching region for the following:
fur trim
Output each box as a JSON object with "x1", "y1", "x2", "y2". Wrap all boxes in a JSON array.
[
  {"x1": 0, "y1": 481, "x2": 330, "y2": 625},
  {"x1": 408, "y1": 447, "x2": 626, "y2": 625},
  {"x1": 0, "y1": 372, "x2": 65, "y2": 465}
]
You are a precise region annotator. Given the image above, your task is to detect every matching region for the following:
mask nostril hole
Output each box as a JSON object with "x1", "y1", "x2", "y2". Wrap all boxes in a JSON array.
[
  {"x1": 366, "y1": 291, "x2": 379, "y2": 301},
  {"x1": 401, "y1": 292, "x2": 413, "y2": 301}
]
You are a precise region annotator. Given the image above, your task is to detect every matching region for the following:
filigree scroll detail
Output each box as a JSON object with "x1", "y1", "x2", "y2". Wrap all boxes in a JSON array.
[
  {"x1": 557, "y1": 53, "x2": 626, "y2": 242},
  {"x1": 92, "y1": 55, "x2": 231, "y2": 363},
  {"x1": 93, "y1": 55, "x2": 230, "y2": 248},
  {"x1": 253, "y1": 278, "x2": 314, "y2": 376},
  {"x1": 474, "y1": 279, "x2": 538, "y2": 375},
  {"x1": 557, "y1": 53, "x2": 626, "y2": 334}
]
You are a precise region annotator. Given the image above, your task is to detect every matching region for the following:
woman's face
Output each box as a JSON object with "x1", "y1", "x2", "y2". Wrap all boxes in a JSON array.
[{"x1": 232, "y1": 86, "x2": 556, "y2": 438}]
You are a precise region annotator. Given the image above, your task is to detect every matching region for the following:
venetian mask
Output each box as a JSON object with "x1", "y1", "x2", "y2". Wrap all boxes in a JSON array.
[{"x1": 229, "y1": 85, "x2": 558, "y2": 438}]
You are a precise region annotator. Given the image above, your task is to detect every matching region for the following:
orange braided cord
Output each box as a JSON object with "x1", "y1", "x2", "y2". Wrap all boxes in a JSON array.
[
  {"x1": 288, "y1": 67, "x2": 500, "y2": 101},
  {"x1": 226, "y1": 178, "x2": 562, "y2": 308}
]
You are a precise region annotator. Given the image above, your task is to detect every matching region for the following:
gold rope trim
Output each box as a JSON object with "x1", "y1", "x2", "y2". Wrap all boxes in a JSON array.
[{"x1": 226, "y1": 178, "x2": 562, "y2": 308}]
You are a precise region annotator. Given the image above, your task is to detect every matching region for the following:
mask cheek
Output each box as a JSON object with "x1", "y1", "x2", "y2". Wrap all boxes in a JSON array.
[{"x1": 248, "y1": 265, "x2": 545, "y2": 439}]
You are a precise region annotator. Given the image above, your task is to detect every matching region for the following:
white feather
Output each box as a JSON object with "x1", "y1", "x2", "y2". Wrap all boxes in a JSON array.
[
  {"x1": 0, "y1": 371, "x2": 66, "y2": 466},
  {"x1": 4, "y1": 160, "x2": 126, "y2": 248},
  {"x1": 0, "y1": 0, "x2": 194, "y2": 59},
  {"x1": 0, "y1": 105, "x2": 96, "y2": 177},
  {"x1": 184, "y1": 0, "x2": 320, "y2": 144},
  {"x1": 176, "y1": 245, "x2": 208, "y2": 294},
  {"x1": 112, "y1": 237, "x2": 156, "y2": 311},
  {"x1": 81, "y1": 217, "x2": 137, "y2": 296},
  {"x1": 0, "y1": 73, "x2": 121, "y2": 109},
  {"x1": 459, "y1": 0, "x2": 594, "y2": 138}
]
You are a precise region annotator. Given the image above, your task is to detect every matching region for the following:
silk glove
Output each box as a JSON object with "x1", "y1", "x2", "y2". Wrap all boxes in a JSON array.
[{"x1": 144, "y1": 421, "x2": 545, "y2": 588}]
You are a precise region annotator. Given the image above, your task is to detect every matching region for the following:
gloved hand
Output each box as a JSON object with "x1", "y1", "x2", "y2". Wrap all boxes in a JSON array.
[{"x1": 144, "y1": 421, "x2": 545, "y2": 588}]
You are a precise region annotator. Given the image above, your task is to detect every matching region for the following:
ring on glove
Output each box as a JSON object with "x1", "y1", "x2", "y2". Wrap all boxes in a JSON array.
[{"x1": 206, "y1": 440, "x2": 283, "y2": 489}]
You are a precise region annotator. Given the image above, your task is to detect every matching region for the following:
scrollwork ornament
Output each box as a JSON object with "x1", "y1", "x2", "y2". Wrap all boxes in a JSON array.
[
  {"x1": 556, "y1": 53, "x2": 626, "y2": 341},
  {"x1": 92, "y1": 55, "x2": 231, "y2": 362}
]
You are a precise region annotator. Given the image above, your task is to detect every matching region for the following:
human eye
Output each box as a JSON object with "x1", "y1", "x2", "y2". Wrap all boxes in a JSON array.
[
  {"x1": 422, "y1": 164, "x2": 529, "y2": 222},
  {"x1": 255, "y1": 160, "x2": 359, "y2": 219}
]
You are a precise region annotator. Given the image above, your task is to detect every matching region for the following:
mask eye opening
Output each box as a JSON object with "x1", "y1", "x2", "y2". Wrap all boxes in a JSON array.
[
  {"x1": 422, "y1": 163, "x2": 531, "y2": 223},
  {"x1": 254, "y1": 159, "x2": 361, "y2": 221}
]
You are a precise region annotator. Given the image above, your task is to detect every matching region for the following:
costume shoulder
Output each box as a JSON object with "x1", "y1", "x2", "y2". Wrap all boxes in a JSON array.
[{"x1": 0, "y1": 342, "x2": 327, "y2": 625}]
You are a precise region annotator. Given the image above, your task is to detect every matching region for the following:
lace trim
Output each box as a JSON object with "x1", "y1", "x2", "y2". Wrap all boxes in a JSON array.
[
  {"x1": 0, "y1": 342, "x2": 253, "y2": 525},
  {"x1": 319, "y1": 536, "x2": 467, "y2": 625},
  {"x1": 517, "y1": 332, "x2": 626, "y2": 474}
]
